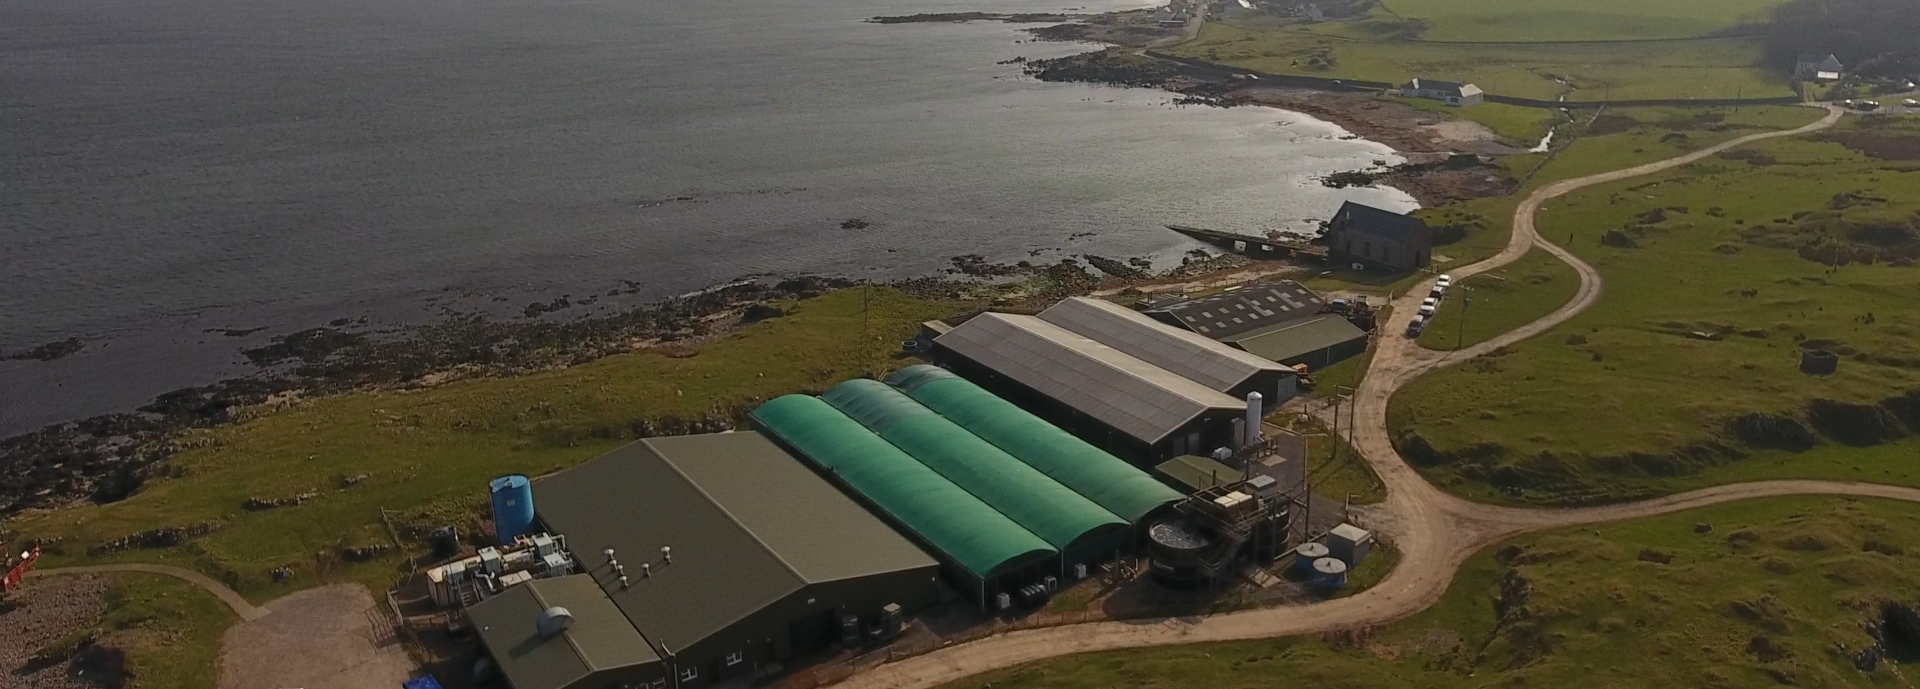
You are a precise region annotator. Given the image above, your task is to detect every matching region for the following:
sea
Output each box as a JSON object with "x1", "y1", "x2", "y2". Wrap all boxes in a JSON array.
[{"x1": 0, "y1": 0, "x2": 1415, "y2": 434}]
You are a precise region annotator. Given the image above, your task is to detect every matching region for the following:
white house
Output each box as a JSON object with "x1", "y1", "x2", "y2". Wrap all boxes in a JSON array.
[
  {"x1": 1401, "y1": 78, "x2": 1484, "y2": 106},
  {"x1": 1795, "y1": 53, "x2": 1844, "y2": 81}
]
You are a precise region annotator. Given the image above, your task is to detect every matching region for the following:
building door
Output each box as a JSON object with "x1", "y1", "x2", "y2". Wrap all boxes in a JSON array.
[{"x1": 788, "y1": 608, "x2": 837, "y2": 656}]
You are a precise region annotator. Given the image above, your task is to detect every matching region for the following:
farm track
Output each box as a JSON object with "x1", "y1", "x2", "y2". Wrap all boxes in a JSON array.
[{"x1": 837, "y1": 105, "x2": 1861, "y2": 689}]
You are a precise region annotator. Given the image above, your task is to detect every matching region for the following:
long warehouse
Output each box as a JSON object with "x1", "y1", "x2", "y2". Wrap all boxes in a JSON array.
[
  {"x1": 820, "y1": 379, "x2": 1131, "y2": 572},
  {"x1": 886, "y1": 365, "x2": 1181, "y2": 524},
  {"x1": 751, "y1": 395, "x2": 1059, "y2": 608}
]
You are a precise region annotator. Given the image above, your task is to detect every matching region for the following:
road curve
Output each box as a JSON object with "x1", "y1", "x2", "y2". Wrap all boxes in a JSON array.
[
  {"x1": 839, "y1": 106, "x2": 1863, "y2": 689},
  {"x1": 30, "y1": 563, "x2": 270, "y2": 622}
]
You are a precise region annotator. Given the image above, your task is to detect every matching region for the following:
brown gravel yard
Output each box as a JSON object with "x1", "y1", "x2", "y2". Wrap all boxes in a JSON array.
[
  {"x1": 1, "y1": 576, "x2": 108, "y2": 689},
  {"x1": 217, "y1": 585, "x2": 414, "y2": 689}
]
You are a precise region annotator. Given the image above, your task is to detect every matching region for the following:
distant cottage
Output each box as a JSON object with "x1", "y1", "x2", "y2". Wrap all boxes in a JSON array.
[
  {"x1": 1326, "y1": 201, "x2": 1432, "y2": 272},
  {"x1": 1401, "y1": 78, "x2": 1484, "y2": 106},
  {"x1": 1794, "y1": 53, "x2": 1844, "y2": 81}
]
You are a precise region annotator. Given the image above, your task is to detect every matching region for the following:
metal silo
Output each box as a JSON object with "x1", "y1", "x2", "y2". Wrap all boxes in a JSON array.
[{"x1": 489, "y1": 475, "x2": 535, "y2": 545}]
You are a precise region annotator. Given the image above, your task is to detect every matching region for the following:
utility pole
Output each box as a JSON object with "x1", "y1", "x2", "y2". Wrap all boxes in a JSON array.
[
  {"x1": 1457, "y1": 297, "x2": 1472, "y2": 351},
  {"x1": 862, "y1": 280, "x2": 871, "y2": 339}
]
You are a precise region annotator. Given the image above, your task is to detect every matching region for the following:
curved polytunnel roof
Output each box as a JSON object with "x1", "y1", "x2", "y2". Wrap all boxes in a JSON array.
[
  {"x1": 887, "y1": 365, "x2": 1182, "y2": 523},
  {"x1": 749, "y1": 395, "x2": 1055, "y2": 580},
  {"x1": 821, "y1": 380, "x2": 1128, "y2": 551}
]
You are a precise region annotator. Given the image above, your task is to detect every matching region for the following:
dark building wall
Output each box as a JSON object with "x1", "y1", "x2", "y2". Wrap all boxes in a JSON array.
[
  {"x1": 1327, "y1": 213, "x2": 1432, "y2": 272},
  {"x1": 665, "y1": 566, "x2": 942, "y2": 686}
]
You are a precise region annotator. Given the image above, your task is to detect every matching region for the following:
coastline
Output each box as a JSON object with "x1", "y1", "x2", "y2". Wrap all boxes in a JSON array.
[{"x1": 0, "y1": 13, "x2": 1469, "y2": 520}]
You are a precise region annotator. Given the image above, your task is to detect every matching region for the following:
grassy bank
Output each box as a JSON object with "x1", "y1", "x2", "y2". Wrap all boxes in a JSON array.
[
  {"x1": 13, "y1": 288, "x2": 962, "y2": 600},
  {"x1": 102, "y1": 573, "x2": 234, "y2": 689},
  {"x1": 1418, "y1": 248, "x2": 1581, "y2": 351},
  {"x1": 1392, "y1": 113, "x2": 1920, "y2": 504},
  {"x1": 946, "y1": 496, "x2": 1920, "y2": 688},
  {"x1": 1167, "y1": 23, "x2": 1792, "y2": 103},
  {"x1": 1378, "y1": 0, "x2": 1785, "y2": 42}
]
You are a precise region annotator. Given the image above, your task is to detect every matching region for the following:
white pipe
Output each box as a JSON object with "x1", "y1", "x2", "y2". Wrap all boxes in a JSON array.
[{"x1": 1245, "y1": 392, "x2": 1264, "y2": 447}]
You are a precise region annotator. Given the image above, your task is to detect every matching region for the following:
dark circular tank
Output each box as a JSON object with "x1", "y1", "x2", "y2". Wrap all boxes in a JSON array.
[
  {"x1": 429, "y1": 526, "x2": 461, "y2": 561},
  {"x1": 1147, "y1": 518, "x2": 1211, "y2": 589}
]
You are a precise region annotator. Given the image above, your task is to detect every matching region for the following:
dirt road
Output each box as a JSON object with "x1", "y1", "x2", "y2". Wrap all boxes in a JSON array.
[
  {"x1": 839, "y1": 106, "x2": 1860, "y2": 689},
  {"x1": 30, "y1": 563, "x2": 268, "y2": 622}
]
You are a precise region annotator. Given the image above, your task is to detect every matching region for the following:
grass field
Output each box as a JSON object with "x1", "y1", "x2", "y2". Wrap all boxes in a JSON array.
[
  {"x1": 101, "y1": 574, "x2": 233, "y2": 689},
  {"x1": 1392, "y1": 113, "x2": 1920, "y2": 504},
  {"x1": 12, "y1": 288, "x2": 961, "y2": 600},
  {"x1": 1377, "y1": 0, "x2": 1786, "y2": 42},
  {"x1": 946, "y1": 496, "x2": 1920, "y2": 688},
  {"x1": 1169, "y1": 23, "x2": 1793, "y2": 103},
  {"x1": 1418, "y1": 248, "x2": 1581, "y2": 351}
]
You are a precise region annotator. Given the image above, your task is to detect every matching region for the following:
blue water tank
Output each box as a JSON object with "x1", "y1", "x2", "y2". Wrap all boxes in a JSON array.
[{"x1": 490, "y1": 475, "x2": 535, "y2": 545}]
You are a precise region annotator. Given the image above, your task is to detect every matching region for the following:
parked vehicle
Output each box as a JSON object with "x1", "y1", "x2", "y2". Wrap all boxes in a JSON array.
[
  {"x1": 1328, "y1": 298, "x2": 1351, "y2": 314},
  {"x1": 1905, "y1": 98, "x2": 1919, "y2": 108},
  {"x1": 1429, "y1": 285, "x2": 1446, "y2": 298},
  {"x1": 1419, "y1": 304, "x2": 1436, "y2": 317},
  {"x1": 1406, "y1": 316, "x2": 1426, "y2": 337},
  {"x1": 1437, "y1": 274, "x2": 1453, "y2": 286}
]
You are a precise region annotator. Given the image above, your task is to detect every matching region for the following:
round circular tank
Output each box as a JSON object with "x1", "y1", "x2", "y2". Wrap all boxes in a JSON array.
[
  {"x1": 1312, "y1": 557, "x2": 1349, "y2": 592},
  {"x1": 1147, "y1": 518, "x2": 1211, "y2": 589},
  {"x1": 490, "y1": 475, "x2": 535, "y2": 546},
  {"x1": 429, "y1": 526, "x2": 460, "y2": 560},
  {"x1": 1293, "y1": 542, "x2": 1330, "y2": 575}
]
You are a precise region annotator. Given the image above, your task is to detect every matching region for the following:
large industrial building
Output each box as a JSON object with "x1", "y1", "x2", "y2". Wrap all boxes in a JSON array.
[
  {"x1": 931, "y1": 297, "x2": 1293, "y2": 463},
  {"x1": 469, "y1": 432, "x2": 942, "y2": 689},
  {"x1": 1145, "y1": 281, "x2": 1369, "y2": 368},
  {"x1": 751, "y1": 372, "x2": 1186, "y2": 608}
]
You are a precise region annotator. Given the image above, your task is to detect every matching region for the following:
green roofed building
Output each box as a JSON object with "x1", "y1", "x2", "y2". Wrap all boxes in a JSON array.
[
  {"x1": 481, "y1": 431, "x2": 942, "y2": 689},
  {"x1": 887, "y1": 365, "x2": 1180, "y2": 524},
  {"x1": 1155, "y1": 454, "x2": 1244, "y2": 494},
  {"x1": 821, "y1": 379, "x2": 1131, "y2": 574},
  {"x1": 751, "y1": 395, "x2": 1058, "y2": 608}
]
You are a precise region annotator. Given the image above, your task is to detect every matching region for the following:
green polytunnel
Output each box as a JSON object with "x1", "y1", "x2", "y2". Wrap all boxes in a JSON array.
[
  {"x1": 748, "y1": 395, "x2": 1056, "y2": 586},
  {"x1": 887, "y1": 365, "x2": 1182, "y2": 524},
  {"x1": 820, "y1": 379, "x2": 1130, "y2": 569}
]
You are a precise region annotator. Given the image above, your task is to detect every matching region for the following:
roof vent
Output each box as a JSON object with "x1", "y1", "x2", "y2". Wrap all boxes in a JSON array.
[
  {"x1": 661, "y1": 546, "x2": 672, "y2": 563},
  {"x1": 642, "y1": 562, "x2": 652, "y2": 578},
  {"x1": 536, "y1": 606, "x2": 575, "y2": 638}
]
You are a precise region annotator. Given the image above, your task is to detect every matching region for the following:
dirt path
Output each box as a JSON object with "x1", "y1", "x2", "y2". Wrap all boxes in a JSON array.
[
  {"x1": 838, "y1": 106, "x2": 1855, "y2": 689},
  {"x1": 30, "y1": 563, "x2": 269, "y2": 622}
]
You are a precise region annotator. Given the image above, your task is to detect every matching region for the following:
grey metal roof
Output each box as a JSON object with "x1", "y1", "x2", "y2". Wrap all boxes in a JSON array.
[
  {"x1": 648, "y1": 432, "x2": 939, "y2": 584},
  {"x1": 1333, "y1": 201, "x2": 1431, "y2": 244},
  {"x1": 1147, "y1": 281, "x2": 1326, "y2": 340},
  {"x1": 935, "y1": 312, "x2": 1243, "y2": 445},
  {"x1": 533, "y1": 432, "x2": 937, "y2": 657},
  {"x1": 469, "y1": 574, "x2": 661, "y2": 689},
  {"x1": 1037, "y1": 297, "x2": 1286, "y2": 392},
  {"x1": 1226, "y1": 313, "x2": 1369, "y2": 364}
]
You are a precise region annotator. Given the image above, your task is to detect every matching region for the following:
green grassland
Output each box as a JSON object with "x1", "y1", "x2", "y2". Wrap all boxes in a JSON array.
[
  {"x1": 1168, "y1": 23, "x2": 1792, "y2": 102},
  {"x1": 101, "y1": 574, "x2": 233, "y2": 689},
  {"x1": 947, "y1": 496, "x2": 1920, "y2": 688},
  {"x1": 13, "y1": 288, "x2": 960, "y2": 600},
  {"x1": 1378, "y1": 0, "x2": 1786, "y2": 42},
  {"x1": 1392, "y1": 113, "x2": 1920, "y2": 504},
  {"x1": 1418, "y1": 248, "x2": 1581, "y2": 351},
  {"x1": 1306, "y1": 106, "x2": 1825, "y2": 300}
]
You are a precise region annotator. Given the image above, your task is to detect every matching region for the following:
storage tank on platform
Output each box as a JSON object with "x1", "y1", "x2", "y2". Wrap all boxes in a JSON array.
[
  {"x1": 1147, "y1": 518, "x2": 1211, "y2": 589},
  {"x1": 1292, "y1": 542, "x2": 1330, "y2": 575},
  {"x1": 489, "y1": 475, "x2": 534, "y2": 545},
  {"x1": 1312, "y1": 557, "x2": 1348, "y2": 592}
]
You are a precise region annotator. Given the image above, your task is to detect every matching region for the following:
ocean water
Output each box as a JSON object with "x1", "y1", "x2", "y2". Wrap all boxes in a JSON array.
[{"x1": 0, "y1": 0, "x2": 1414, "y2": 432}]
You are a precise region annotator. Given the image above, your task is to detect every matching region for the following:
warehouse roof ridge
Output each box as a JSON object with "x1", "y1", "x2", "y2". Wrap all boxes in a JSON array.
[
  {"x1": 1039, "y1": 296, "x2": 1287, "y2": 391},
  {"x1": 936, "y1": 312, "x2": 1244, "y2": 445}
]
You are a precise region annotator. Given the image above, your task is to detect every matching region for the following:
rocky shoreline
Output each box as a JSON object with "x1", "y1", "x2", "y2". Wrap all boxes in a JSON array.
[{"x1": 0, "y1": 249, "x2": 1267, "y2": 519}]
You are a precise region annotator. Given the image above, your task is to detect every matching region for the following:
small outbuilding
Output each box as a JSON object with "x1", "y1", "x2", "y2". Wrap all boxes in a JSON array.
[
  {"x1": 1401, "y1": 78, "x2": 1484, "y2": 106},
  {"x1": 1795, "y1": 53, "x2": 1844, "y2": 81},
  {"x1": 1327, "y1": 201, "x2": 1433, "y2": 272}
]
